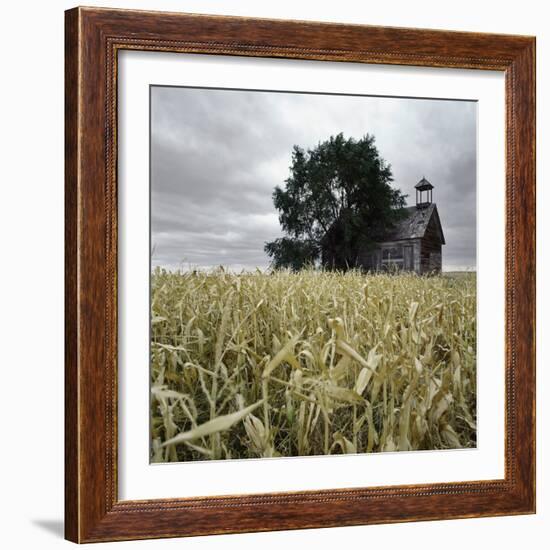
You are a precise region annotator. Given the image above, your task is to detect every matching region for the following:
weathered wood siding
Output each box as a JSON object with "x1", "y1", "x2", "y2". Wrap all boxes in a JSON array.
[
  {"x1": 357, "y1": 234, "x2": 442, "y2": 275},
  {"x1": 357, "y1": 239, "x2": 422, "y2": 273},
  {"x1": 356, "y1": 247, "x2": 381, "y2": 270},
  {"x1": 419, "y1": 214, "x2": 442, "y2": 273}
]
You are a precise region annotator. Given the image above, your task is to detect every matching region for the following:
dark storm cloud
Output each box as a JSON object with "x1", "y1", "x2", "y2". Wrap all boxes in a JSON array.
[{"x1": 151, "y1": 86, "x2": 477, "y2": 271}]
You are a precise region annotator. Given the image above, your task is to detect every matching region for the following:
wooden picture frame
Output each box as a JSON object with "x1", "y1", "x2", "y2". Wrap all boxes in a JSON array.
[{"x1": 65, "y1": 6, "x2": 536, "y2": 543}]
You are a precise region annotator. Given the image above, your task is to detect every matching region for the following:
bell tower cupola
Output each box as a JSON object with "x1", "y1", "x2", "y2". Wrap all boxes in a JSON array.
[{"x1": 415, "y1": 177, "x2": 434, "y2": 209}]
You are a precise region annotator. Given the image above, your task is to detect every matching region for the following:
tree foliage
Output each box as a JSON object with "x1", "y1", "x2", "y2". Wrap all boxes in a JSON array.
[{"x1": 265, "y1": 133, "x2": 407, "y2": 270}]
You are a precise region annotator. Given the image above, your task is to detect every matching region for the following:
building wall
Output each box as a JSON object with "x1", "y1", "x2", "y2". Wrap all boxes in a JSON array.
[
  {"x1": 357, "y1": 239, "x2": 423, "y2": 273},
  {"x1": 419, "y1": 215, "x2": 443, "y2": 273},
  {"x1": 413, "y1": 239, "x2": 422, "y2": 273},
  {"x1": 420, "y1": 241, "x2": 442, "y2": 273}
]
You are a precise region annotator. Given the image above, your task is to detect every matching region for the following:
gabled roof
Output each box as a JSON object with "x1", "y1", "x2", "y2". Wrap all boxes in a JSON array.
[
  {"x1": 384, "y1": 203, "x2": 445, "y2": 244},
  {"x1": 415, "y1": 177, "x2": 434, "y2": 190}
]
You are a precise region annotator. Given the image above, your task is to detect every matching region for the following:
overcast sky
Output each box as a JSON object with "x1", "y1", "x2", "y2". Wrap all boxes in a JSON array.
[{"x1": 151, "y1": 86, "x2": 477, "y2": 271}]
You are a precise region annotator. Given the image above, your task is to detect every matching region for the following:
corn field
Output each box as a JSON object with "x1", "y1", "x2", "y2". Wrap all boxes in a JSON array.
[{"x1": 150, "y1": 268, "x2": 476, "y2": 462}]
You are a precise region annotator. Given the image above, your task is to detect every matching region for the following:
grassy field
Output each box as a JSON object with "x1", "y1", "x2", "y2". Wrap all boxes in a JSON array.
[{"x1": 150, "y1": 268, "x2": 477, "y2": 462}]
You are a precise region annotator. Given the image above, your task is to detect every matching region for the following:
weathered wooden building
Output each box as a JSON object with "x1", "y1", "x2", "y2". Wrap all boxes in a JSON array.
[{"x1": 357, "y1": 178, "x2": 445, "y2": 274}]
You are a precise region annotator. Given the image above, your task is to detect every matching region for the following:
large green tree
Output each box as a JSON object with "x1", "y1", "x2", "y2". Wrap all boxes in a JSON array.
[{"x1": 265, "y1": 133, "x2": 407, "y2": 270}]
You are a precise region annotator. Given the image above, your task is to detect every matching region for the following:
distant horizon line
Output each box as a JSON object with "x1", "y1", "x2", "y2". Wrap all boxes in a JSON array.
[{"x1": 151, "y1": 263, "x2": 477, "y2": 274}]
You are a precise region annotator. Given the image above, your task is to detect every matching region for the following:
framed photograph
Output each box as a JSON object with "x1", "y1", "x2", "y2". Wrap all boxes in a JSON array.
[{"x1": 65, "y1": 7, "x2": 536, "y2": 543}]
